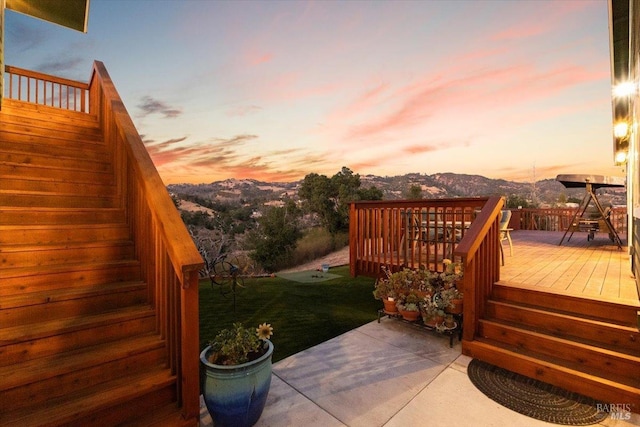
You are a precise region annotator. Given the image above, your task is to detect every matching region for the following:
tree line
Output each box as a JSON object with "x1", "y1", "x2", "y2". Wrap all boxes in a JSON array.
[{"x1": 178, "y1": 167, "x2": 382, "y2": 274}]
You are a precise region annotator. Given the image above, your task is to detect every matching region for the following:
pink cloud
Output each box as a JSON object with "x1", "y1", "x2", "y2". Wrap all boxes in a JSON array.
[
  {"x1": 327, "y1": 81, "x2": 390, "y2": 122},
  {"x1": 403, "y1": 144, "x2": 440, "y2": 155},
  {"x1": 225, "y1": 105, "x2": 262, "y2": 117},
  {"x1": 247, "y1": 52, "x2": 273, "y2": 66},
  {"x1": 337, "y1": 56, "x2": 606, "y2": 146},
  {"x1": 150, "y1": 133, "x2": 333, "y2": 184}
]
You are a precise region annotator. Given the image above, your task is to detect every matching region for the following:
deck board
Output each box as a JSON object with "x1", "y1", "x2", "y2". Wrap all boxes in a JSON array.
[{"x1": 499, "y1": 230, "x2": 639, "y2": 304}]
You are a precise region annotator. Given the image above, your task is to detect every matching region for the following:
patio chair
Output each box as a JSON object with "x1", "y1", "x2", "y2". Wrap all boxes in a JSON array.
[
  {"x1": 404, "y1": 210, "x2": 444, "y2": 248},
  {"x1": 499, "y1": 210, "x2": 513, "y2": 265}
]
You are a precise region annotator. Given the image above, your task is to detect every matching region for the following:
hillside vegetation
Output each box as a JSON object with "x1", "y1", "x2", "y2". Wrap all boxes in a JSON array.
[{"x1": 170, "y1": 171, "x2": 626, "y2": 274}]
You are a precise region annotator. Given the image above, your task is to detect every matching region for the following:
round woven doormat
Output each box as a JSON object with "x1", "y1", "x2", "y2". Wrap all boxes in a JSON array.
[{"x1": 468, "y1": 359, "x2": 608, "y2": 425}]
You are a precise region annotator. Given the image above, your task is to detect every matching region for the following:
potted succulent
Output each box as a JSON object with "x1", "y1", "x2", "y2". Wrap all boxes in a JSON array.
[
  {"x1": 420, "y1": 294, "x2": 446, "y2": 327},
  {"x1": 373, "y1": 269, "x2": 398, "y2": 313},
  {"x1": 444, "y1": 314, "x2": 456, "y2": 328},
  {"x1": 442, "y1": 287, "x2": 463, "y2": 314},
  {"x1": 200, "y1": 322, "x2": 274, "y2": 427},
  {"x1": 387, "y1": 266, "x2": 436, "y2": 297},
  {"x1": 440, "y1": 259, "x2": 463, "y2": 288},
  {"x1": 396, "y1": 291, "x2": 421, "y2": 321}
]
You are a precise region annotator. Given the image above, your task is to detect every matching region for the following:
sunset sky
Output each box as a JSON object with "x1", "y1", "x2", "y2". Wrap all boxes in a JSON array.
[{"x1": 4, "y1": 0, "x2": 623, "y2": 184}]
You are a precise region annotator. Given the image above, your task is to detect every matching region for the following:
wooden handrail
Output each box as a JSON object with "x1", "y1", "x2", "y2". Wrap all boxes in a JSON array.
[
  {"x1": 454, "y1": 196, "x2": 503, "y2": 258},
  {"x1": 349, "y1": 198, "x2": 488, "y2": 277},
  {"x1": 4, "y1": 65, "x2": 89, "y2": 112},
  {"x1": 88, "y1": 61, "x2": 204, "y2": 421},
  {"x1": 453, "y1": 196, "x2": 504, "y2": 343},
  {"x1": 89, "y1": 61, "x2": 203, "y2": 277}
]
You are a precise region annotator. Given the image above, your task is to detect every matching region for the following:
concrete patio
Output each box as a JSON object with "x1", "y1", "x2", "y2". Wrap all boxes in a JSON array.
[{"x1": 199, "y1": 317, "x2": 639, "y2": 427}]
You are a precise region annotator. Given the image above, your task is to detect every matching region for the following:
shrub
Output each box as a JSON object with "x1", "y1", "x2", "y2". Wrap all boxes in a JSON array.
[{"x1": 289, "y1": 228, "x2": 348, "y2": 267}]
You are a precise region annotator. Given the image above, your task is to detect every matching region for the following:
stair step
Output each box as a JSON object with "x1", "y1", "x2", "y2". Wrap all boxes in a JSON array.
[
  {"x1": 0, "y1": 281, "x2": 147, "y2": 326},
  {"x1": 0, "y1": 223, "x2": 130, "y2": 245},
  {"x1": 0, "y1": 240, "x2": 135, "y2": 269},
  {"x1": 0, "y1": 333, "x2": 165, "y2": 394},
  {"x1": 0, "y1": 192, "x2": 120, "y2": 208},
  {"x1": 0, "y1": 138, "x2": 110, "y2": 162},
  {"x1": 0, "y1": 306, "x2": 156, "y2": 368},
  {"x1": 0, "y1": 259, "x2": 142, "y2": 296},
  {"x1": 463, "y1": 339, "x2": 640, "y2": 410},
  {"x1": 1, "y1": 99, "x2": 99, "y2": 127},
  {"x1": 0, "y1": 117, "x2": 102, "y2": 143},
  {"x1": 0, "y1": 368, "x2": 176, "y2": 426},
  {"x1": 0, "y1": 149, "x2": 111, "y2": 171},
  {"x1": 0, "y1": 162, "x2": 114, "y2": 185},
  {"x1": 0, "y1": 207, "x2": 126, "y2": 225},
  {"x1": 486, "y1": 299, "x2": 640, "y2": 354},
  {"x1": 0, "y1": 305, "x2": 155, "y2": 345},
  {"x1": 492, "y1": 283, "x2": 639, "y2": 326},
  {"x1": 0, "y1": 176, "x2": 116, "y2": 196},
  {"x1": 0, "y1": 107, "x2": 99, "y2": 129},
  {"x1": 478, "y1": 319, "x2": 640, "y2": 380},
  {"x1": 0, "y1": 335, "x2": 168, "y2": 414}
]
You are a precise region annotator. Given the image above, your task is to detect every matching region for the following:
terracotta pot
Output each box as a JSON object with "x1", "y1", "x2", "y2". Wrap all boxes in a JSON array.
[
  {"x1": 414, "y1": 291, "x2": 432, "y2": 299},
  {"x1": 444, "y1": 315, "x2": 456, "y2": 328},
  {"x1": 446, "y1": 298, "x2": 463, "y2": 314},
  {"x1": 423, "y1": 315, "x2": 437, "y2": 327},
  {"x1": 383, "y1": 299, "x2": 398, "y2": 313},
  {"x1": 400, "y1": 310, "x2": 420, "y2": 322}
]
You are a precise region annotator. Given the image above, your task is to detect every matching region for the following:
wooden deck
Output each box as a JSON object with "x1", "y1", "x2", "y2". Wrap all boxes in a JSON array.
[{"x1": 499, "y1": 230, "x2": 639, "y2": 304}]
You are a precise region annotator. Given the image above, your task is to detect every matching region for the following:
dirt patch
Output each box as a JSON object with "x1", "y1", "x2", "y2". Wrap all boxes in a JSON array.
[
  {"x1": 278, "y1": 246, "x2": 350, "y2": 273},
  {"x1": 178, "y1": 200, "x2": 215, "y2": 216}
]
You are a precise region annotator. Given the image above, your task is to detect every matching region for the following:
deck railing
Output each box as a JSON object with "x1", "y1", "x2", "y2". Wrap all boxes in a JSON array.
[
  {"x1": 350, "y1": 196, "x2": 504, "y2": 346},
  {"x1": 349, "y1": 198, "x2": 488, "y2": 277},
  {"x1": 88, "y1": 61, "x2": 204, "y2": 422},
  {"x1": 453, "y1": 196, "x2": 504, "y2": 343},
  {"x1": 513, "y1": 207, "x2": 627, "y2": 235},
  {"x1": 4, "y1": 65, "x2": 89, "y2": 112}
]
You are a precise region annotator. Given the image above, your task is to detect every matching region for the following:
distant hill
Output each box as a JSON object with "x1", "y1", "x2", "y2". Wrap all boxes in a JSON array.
[{"x1": 167, "y1": 173, "x2": 626, "y2": 207}]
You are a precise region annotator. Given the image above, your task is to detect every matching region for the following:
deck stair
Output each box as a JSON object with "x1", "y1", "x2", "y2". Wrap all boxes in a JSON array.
[
  {"x1": 0, "y1": 99, "x2": 185, "y2": 425},
  {"x1": 464, "y1": 282, "x2": 640, "y2": 411}
]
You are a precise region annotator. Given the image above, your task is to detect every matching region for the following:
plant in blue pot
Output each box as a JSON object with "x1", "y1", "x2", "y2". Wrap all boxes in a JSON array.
[{"x1": 200, "y1": 322, "x2": 274, "y2": 427}]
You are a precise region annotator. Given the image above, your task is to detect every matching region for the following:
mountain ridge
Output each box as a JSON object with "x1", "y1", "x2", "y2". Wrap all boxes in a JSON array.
[{"x1": 168, "y1": 172, "x2": 626, "y2": 207}]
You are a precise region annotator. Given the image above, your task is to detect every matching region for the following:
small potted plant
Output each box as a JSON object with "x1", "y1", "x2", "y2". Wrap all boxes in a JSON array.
[
  {"x1": 435, "y1": 259, "x2": 463, "y2": 314},
  {"x1": 442, "y1": 287, "x2": 463, "y2": 314},
  {"x1": 200, "y1": 322, "x2": 274, "y2": 427},
  {"x1": 444, "y1": 313, "x2": 456, "y2": 328},
  {"x1": 420, "y1": 294, "x2": 446, "y2": 327},
  {"x1": 373, "y1": 268, "x2": 398, "y2": 313},
  {"x1": 396, "y1": 291, "x2": 421, "y2": 321},
  {"x1": 387, "y1": 266, "x2": 436, "y2": 297},
  {"x1": 440, "y1": 259, "x2": 463, "y2": 289}
]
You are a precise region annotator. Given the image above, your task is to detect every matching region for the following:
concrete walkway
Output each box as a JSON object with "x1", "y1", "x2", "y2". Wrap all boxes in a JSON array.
[{"x1": 200, "y1": 317, "x2": 639, "y2": 427}]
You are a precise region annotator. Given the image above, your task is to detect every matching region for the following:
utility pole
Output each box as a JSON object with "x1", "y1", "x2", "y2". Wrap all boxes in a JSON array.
[{"x1": 531, "y1": 164, "x2": 538, "y2": 207}]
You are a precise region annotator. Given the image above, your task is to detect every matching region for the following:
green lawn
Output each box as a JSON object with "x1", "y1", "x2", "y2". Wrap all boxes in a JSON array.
[{"x1": 198, "y1": 266, "x2": 379, "y2": 362}]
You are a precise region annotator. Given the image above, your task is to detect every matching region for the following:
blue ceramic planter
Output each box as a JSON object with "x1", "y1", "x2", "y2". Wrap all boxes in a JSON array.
[{"x1": 200, "y1": 341, "x2": 273, "y2": 427}]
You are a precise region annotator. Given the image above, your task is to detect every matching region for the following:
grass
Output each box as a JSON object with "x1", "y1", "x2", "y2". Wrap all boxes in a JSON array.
[{"x1": 199, "y1": 265, "x2": 379, "y2": 363}]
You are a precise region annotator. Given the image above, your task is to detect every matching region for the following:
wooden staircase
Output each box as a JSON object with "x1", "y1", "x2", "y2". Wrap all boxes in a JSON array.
[
  {"x1": 463, "y1": 283, "x2": 640, "y2": 412},
  {"x1": 0, "y1": 99, "x2": 192, "y2": 425}
]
